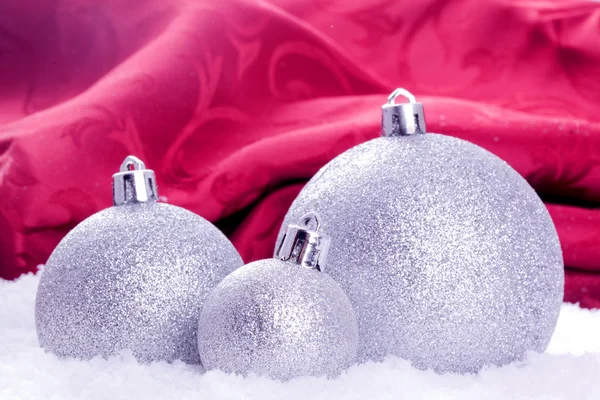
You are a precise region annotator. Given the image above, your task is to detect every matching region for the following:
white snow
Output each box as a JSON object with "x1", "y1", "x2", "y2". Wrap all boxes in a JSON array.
[{"x1": 2, "y1": 273, "x2": 600, "y2": 400}]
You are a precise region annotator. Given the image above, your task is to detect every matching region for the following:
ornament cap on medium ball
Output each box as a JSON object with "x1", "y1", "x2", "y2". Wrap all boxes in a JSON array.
[
  {"x1": 197, "y1": 212, "x2": 359, "y2": 381},
  {"x1": 276, "y1": 89, "x2": 564, "y2": 373},
  {"x1": 35, "y1": 155, "x2": 243, "y2": 364}
]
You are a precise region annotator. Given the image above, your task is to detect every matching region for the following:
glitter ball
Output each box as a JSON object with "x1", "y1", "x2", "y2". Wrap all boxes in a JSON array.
[
  {"x1": 277, "y1": 134, "x2": 564, "y2": 373},
  {"x1": 35, "y1": 202, "x2": 243, "y2": 364},
  {"x1": 197, "y1": 258, "x2": 359, "y2": 380}
]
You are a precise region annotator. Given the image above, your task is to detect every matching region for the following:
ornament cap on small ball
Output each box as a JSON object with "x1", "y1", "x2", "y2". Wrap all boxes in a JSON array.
[
  {"x1": 197, "y1": 212, "x2": 359, "y2": 380},
  {"x1": 35, "y1": 155, "x2": 243, "y2": 364},
  {"x1": 277, "y1": 89, "x2": 564, "y2": 373}
]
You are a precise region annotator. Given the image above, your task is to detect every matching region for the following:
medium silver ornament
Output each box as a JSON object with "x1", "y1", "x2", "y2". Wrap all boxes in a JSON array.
[
  {"x1": 198, "y1": 213, "x2": 358, "y2": 380},
  {"x1": 276, "y1": 89, "x2": 564, "y2": 373},
  {"x1": 35, "y1": 156, "x2": 243, "y2": 364}
]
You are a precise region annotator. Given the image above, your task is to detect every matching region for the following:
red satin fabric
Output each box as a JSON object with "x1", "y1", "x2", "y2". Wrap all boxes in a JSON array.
[{"x1": 1, "y1": 0, "x2": 599, "y2": 307}]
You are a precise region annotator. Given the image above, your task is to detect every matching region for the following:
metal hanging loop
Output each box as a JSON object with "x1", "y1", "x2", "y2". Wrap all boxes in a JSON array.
[
  {"x1": 112, "y1": 155, "x2": 159, "y2": 206},
  {"x1": 275, "y1": 212, "x2": 331, "y2": 272},
  {"x1": 381, "y1": 88, "x2": 427, "y2": 137}
]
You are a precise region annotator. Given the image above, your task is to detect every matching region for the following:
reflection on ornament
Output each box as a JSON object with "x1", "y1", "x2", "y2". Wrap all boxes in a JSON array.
[
  {"x1": 198, "y1": 213, "x2": 358, "y2": 380},
  {"x1": 35, "y1": 156, "x2": 243, "y2": 364},
  {"x1": 277, "y1": 89, "x2": 564, "y2": 373}
]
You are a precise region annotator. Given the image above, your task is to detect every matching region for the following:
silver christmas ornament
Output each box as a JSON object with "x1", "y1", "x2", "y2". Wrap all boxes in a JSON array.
[
  {"x1": 198, "y1": 213, "x2": 358, "y2": 380},
  {"x1": 276, "y1": 89, "x2": 564, "y2": 373},
  {"x1": 35, "y1": 156, "x2": 243, "y2": 364}
]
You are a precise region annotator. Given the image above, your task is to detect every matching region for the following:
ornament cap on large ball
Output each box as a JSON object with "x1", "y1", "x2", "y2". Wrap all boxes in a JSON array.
[
  {"x1": 381, "y1": 88, "x2": 426, "y2": 136},
  {"x1": 35, "y1": 155, "x2": 243, "y2": 364},
  {"x1": 198, "y1": 212, "x2": 358, "y2": 381}
]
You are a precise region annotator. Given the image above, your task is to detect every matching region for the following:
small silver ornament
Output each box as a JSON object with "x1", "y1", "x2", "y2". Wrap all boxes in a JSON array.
[
  {"x1": 276, "y1": 89, "x2": 564, "y2": 373},
  {"x1": 198, "y1": 213, "x2": 358, "y2": 380},
  {"x1": 35, "y1": 156, "x2": 243, "y2": 364}
]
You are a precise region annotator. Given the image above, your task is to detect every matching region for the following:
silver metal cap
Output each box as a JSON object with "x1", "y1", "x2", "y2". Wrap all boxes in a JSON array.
[
  {"x1": 275, "y1": 212, "x2": 331, "y2": 272},
  {"x1": 381, "y1": 88, "x2": 427, "y2": 137},
  {"x1": 112, "y1": 156, "x2": 159, "y2": 206}
]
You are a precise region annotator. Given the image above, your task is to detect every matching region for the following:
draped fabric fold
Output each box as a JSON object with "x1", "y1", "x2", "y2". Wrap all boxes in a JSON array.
[{"x1": 1, "y1": 0, "x2": 599, "y2": 306}]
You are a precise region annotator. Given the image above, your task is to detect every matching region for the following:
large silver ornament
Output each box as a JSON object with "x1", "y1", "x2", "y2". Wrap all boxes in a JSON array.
[
  {"x1": 198, "y1": 213, "x2": 358, "y2": 380},
  {"x1": 276, "y1": 89, "x2": 564, "y2": 373},
  {"x1": 35, "y1": 156, "x2": 243, "y2": 364}
]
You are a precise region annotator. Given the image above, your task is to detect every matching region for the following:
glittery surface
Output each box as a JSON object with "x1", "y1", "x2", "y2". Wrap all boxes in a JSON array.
[
  {"x1": 35, "y1": 202, "x2": 243, "y2": 364},
  {"x1": 197, "y1": 258, "x2": 359, "y2": 380},
  {"x1": 277, "y1": 134, "x2": 564, "y2": 373}
]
